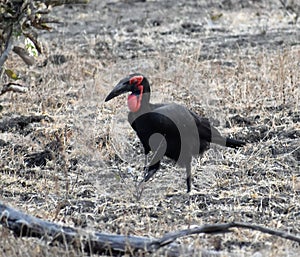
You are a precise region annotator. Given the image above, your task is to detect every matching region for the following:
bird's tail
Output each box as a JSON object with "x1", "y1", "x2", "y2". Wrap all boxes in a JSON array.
[{"x1": 225, "y1": 138, "x2": 246, "y2": 148}]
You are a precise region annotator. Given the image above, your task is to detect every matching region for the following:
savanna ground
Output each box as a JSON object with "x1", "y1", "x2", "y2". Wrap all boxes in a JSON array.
[{"x1": 0, "y1": 0, "x2": 299, "y2": 256}]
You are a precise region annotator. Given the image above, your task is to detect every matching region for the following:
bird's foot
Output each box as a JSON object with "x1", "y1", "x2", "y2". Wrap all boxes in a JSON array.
[{"x1": 143, "y1": 168, "x2": 157, "y2": 182}]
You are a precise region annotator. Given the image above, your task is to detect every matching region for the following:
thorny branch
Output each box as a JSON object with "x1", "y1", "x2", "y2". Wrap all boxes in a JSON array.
[{"x1": 0, "y1": 0, "x2": 89, "y2": 69}]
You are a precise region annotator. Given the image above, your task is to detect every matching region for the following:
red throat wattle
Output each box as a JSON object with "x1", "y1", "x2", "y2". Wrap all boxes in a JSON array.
[{"x1": 127, "y1": 85, "x2": 143, "y2": 112}]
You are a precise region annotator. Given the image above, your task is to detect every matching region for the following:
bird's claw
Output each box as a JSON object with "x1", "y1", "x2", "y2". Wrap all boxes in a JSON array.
[{"x1": 143, "y1": 168, "x2": 157, "y2": 182}]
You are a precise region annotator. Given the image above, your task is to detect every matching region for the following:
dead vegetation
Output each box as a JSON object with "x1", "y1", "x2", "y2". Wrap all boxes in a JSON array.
[{"x1": 0, "y1": 0, "x2": 300, "y2": 256}]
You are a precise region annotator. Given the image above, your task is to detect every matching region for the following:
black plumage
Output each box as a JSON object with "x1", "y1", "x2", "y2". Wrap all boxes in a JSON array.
[{"x1": 105, "y1": 74, "x2": 245, "y2": 192}]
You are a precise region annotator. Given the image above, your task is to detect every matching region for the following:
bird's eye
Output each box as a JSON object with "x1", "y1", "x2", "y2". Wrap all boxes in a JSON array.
[
  {"x1": 130, "y1": 78, "x2": 138, "y2": 85},
  {"x1": 129, "y1": 75, "x2": 143, "y2": 85}
]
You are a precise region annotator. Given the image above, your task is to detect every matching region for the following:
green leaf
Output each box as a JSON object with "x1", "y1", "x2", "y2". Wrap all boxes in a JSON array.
[{"x1": 5, "y1": 69, "x2": 19, "y2": 80}]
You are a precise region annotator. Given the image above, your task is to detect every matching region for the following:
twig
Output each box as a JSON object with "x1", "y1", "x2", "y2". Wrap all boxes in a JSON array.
[
  {"x1": 0, "y1": 83, "x2": 28, "y2": 96},
  {"x1": 153, "y1": 222, "x2": 300, "y2": 248},
  {"x1": 232, "y1": 222, "x2": 300, "y2": 243}
]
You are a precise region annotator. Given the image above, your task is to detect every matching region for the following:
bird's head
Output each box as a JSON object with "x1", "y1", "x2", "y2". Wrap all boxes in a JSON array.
[{"x1": 105, "y1": 74, "x2": 150, "y2": 112}]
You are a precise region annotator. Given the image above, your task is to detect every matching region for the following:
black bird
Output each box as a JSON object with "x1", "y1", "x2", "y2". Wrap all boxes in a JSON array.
[{"x1": 105, "y1": 74, "x2": 246, "y2": 192}]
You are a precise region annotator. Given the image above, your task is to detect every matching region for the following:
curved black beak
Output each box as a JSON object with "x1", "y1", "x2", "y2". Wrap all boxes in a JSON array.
[{"x1": 105, "y1": 78, "x2": 131, "y2": 102}]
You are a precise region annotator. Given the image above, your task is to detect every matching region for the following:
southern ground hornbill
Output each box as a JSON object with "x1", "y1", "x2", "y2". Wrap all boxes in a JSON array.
[{"x1": 105, "y1": 74, "x2": 246, "y2": 192}]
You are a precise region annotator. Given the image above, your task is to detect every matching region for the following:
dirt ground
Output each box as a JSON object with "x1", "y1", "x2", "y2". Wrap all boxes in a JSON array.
[{"x1": 0, "y1": 0, "x2": 299, "y2": 256}]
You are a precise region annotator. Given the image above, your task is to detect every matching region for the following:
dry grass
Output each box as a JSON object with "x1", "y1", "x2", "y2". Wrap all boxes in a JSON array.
[{"x1": 1, "y1": 0, "x2": 300, "y2": 256}]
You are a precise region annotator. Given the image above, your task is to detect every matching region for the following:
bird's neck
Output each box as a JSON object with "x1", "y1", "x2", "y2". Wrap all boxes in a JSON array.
[
  {"x1": 130, "y1": 98, "x2": 152, "y2": 114},
  {"x1": 140, "y1": 90, "x2": 151, "y2": 109}
]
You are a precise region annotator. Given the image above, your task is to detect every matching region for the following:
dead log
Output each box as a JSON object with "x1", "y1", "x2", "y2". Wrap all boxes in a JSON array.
[
  {"x1": 0, "y1": 201, "x2": 195, "y2": 256},
  {"x1": 1, "y1": 201, "x2": 300, "y2": 256}
]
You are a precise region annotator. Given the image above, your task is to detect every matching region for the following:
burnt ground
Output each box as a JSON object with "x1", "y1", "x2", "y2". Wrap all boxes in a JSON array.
[{"x1": 0, "y1": 0, "x2": 300, "y2": 256}]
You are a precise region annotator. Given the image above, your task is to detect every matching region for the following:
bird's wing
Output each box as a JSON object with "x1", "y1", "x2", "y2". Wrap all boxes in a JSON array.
[
  {"x1": 128, "y1": 104, "x2": 200, "y2": 156},
  {"x1": 189, "y1": 110, "x2": 226, "y2": 146},
  {"x1": 147, "y1": 103, "x2": 199, "y2": 137},
  {"x1": 128, "y1": 104, "x2": 181, "y2": 134}
]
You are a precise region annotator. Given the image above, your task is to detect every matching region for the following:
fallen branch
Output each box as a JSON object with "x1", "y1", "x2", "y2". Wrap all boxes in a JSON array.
[
  {"x1": 155, "y1": 222, "x2": 300, "y2": 247},
  {"x1": 0, "y1": 202, "x2": 299, "y2": 257},
  {"x1": 0, "y1": 83, "x2": 28, "y2": 96},
  {"x1": 0, "y1": 202, "x2": 192, "y2": 256}
]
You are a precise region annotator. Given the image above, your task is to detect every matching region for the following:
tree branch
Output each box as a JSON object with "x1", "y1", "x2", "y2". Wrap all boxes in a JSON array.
[
  {"x1": 0, "y1": 26, "x2": 13, "y2": 70},
  {"x1": 0, "y1": 0, "x2": 89, "y2": 68},
  {"x1": 13, "y1": 46, "x2": 35, "y2": 66},
  {"x1": 0, "y1": 83, "x2": 28, "y2": 96}
]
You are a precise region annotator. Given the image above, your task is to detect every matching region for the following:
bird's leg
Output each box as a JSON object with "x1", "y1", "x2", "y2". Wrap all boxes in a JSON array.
[
  {"x1": 143, "y1": 154, "x2": 149, "y2": 173},
  {"x1": 143, "y1": 138, "x2": 164, "y2": 183},
  {"x1": 143, "y1": 161, "x2": 160, "y2": 182},
  {"x1": 186, "y1": 162, "x2": 192, "y2": 193}
]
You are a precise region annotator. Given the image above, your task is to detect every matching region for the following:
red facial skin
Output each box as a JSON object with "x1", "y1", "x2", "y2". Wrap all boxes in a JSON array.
[
  {"x1": 127, "y1": 76, "x2": 144, "y2": 112},
  {"x1": 127, "y1": 85, "x2": 143, "y2": 112}
]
